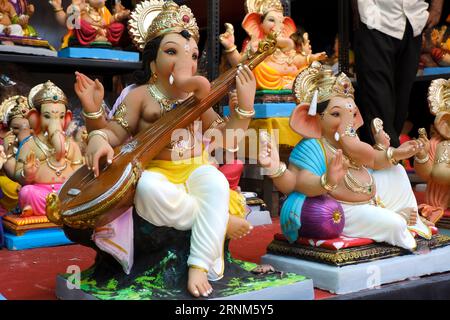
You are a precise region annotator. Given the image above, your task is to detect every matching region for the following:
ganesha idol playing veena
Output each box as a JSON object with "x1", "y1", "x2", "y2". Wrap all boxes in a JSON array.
[
  {"x1": 260, "y1": 62, "x2": 435, "y2": 251},
  {"x1": 220, "y1": 0, "x2": 327, "y2": 91},
  {"x1": 46, "y1": 1, "x2": 310, "y2": 300}
]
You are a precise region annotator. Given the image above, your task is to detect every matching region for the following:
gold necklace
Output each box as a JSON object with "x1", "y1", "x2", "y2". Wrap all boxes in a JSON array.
[
  {"x1": 322, "y1": 138, "x2": 360, "y2": 169},
  {"x1": 46, "y1": 158, "x2": 67, "y2": 177},
  {"x1": 322, "y1": 138, "x2": 374, "y2": 195},
  {"x1": 147, "y1": 84, "x2": 182, "y2": 115},
  {"x1": 86, "y1": 4, "x2": 102, "y2": 23},
  {"x1": 344, "y1": 167, "x2": 374, "y2": 195}
]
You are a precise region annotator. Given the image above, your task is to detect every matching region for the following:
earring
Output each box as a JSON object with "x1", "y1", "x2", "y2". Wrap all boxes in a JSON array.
[
  {"x1": 150, "y1": 72, "x2": 158, "y2": 84},
  {"x1": 169, "y1": 74, "x2": 174, "y2": 85}
]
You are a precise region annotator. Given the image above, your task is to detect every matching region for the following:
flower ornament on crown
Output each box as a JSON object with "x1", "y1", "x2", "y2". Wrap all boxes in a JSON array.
[
  {"x1": 144, "y1": 1, "x2": 199, "y2": 45},
  {"x1": 245, "y1": 0, "x2": 284, "y2": 15},
  {"x1": 28, "y1": 80, "x2": 68, "y2": 109},
  {"x1": 428, "y1": 78, "x2": 450, "y2": 116},
  {"x1": 293, "y1": 61, "x2": 354, "y2": 115},
  {"x1": 0, "y1": 95, "x2": 31, "y2": 127}
]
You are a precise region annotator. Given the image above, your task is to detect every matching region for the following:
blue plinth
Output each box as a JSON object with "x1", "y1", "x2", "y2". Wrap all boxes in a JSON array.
[
  {"x1": 58, "y1": 47, "x2": 140, "y2": 62},
  {"x1": 423, "y1": 67, "x2": 450, "y2": 76},
  {"x1": 3, "y1": 228, "x2": 72, "y2": 251},
  {"x1": 0, "y1": 216, "x2": 4, "y2": 248},
  {"x1": 223, "y1": 102, "x2": 296, "y2": 119},
  {"x1": 0, "y1": 294, "x2": 6, "y2": 300}
]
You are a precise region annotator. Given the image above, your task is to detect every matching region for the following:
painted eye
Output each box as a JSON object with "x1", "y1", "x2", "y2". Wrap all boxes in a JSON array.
[
  {"x1": 44, "y1": 115, "x2": 51, "y2": 119},
  {"x1": 165, "y1": 48, "x2": 177, "y2": 55},
  {"x1": 331, "y1": 112, "x2": 340, "y2": 117}
]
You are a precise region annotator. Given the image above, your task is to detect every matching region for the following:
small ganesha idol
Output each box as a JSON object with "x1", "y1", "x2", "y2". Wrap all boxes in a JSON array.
[
  {"x1": 0, "y1": 0, "x2": 54, "y2": 54},
  {"x1": 415, "y1": 78, "x2": 450, "y2": 224},
  {"x1": 219, "y1": 0, "x2": 326, "y2": 91},
  {"x1": 61, "y1": 0, "x2": 130, "y2": 48}
]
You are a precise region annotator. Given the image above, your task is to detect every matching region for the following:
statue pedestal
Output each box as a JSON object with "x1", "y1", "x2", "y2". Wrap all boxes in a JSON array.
[
  {"x1": 0, "y1": 35, "x2": 56, "y2": 57},
  {"x1": 57, "y1": 213, "x2": 313, "y2": 300},
  {"x1": 262, "y1": 235, "x2": 450, "y2": 294},
  {"x1": 58, "y1": 47, "x2": 140, "y2": 62},
  {"x1": 3, "y1": 228, "x2": 72, "y2": 251},
  {"x1": 0, "y1": 293, "x2": 6, "y2": 300},
  {"x1": 55, "y1": 270, "x2": 314, "y2": 300}
]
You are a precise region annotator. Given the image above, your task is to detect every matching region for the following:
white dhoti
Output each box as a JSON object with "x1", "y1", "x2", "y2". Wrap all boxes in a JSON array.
[
  {"x1": 342, "y1": 165, "x2": 431, "y2": 250},
  {"x1": 0, "y1": 24, "x2": 23, "y2": 36},
  {"x1": 134, "y1": 164, "x2": 229, "y2": 281}
]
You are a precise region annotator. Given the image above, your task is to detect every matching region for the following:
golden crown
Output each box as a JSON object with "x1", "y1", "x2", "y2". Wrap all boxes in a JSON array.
[
  {"x1": 28, "y1": 80, "x2": 68, "y2": 109},
  {"x1": 0, "y1": 95, "x2": 31, "y2": 126},
  {"x1": 144, "y1": 1, "x2": 199, "y2": 45},
  {"x1": 428, "y1": 78, "x2": 450, "y2": 115},
  {"x1": 293, "y1": 61, "x2": 354, "y2": 106},
  {"x1": 245, "y1": 0, "x2": 284, "y2": 15}
]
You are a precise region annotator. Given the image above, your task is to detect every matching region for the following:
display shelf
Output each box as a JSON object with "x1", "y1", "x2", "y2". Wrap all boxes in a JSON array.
[
  {"x1": 0, "y1": 52, "x2": 142, "y2": 75},
  {"x1": 415, "y1": 73, "x2": 450, "y2": 82}
]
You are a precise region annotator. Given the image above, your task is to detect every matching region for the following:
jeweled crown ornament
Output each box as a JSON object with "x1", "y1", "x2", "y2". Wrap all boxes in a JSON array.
[
  {"x1": 28, "y1": 80, "x2": 68, "y2": 109},
  {"x1": 0, "y1": 95, "x2": 31, "y2": 126},
  {"x1": 293, "y1": 61, "x2": 354, "y2": 115},
  {"x1": 428, "y1": 78, "x2": 450, "y2": 115},
  {"x1": 144, "y1": 1, "x2": 199, "y2": 44},
  {"x1": 245, "y1": 0, "x2": 284, "y2": 15}
]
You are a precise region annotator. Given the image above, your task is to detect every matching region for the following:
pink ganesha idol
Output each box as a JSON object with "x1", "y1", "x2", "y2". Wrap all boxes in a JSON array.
[{"x1": 14, "y1": 81, "x2": 83, "y2": 218}]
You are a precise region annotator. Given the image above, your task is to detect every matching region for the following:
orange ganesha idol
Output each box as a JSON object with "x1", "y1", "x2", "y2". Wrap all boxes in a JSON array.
[{"x1": 415, "y1": 79, "x2": 450, "y2": 224}]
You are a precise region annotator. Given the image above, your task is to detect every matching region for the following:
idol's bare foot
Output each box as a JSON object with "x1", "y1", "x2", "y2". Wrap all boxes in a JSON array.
[
  {"x1": 187, "y1": 267, "x2": 213, "y2": 298},
  {"x1": 420, "y1": 215, "x2": 435, "y2": 228},
  {"x1": 20, "y1": 205, "x2": 33, "y2": 218},
  {"x1": 227, "y1": 214, "x2": 253, "y2": 240}
]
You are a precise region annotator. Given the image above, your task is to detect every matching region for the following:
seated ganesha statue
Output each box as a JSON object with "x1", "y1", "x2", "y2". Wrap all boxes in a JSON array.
[
  {"x1": 414, "y1": 78, "x2": 450, "y2": 223},
  {"x1": 259, "y1": 62, "x2": 433, "y2": 250},
  {"x1": 219, "y1": 0, "x2": 326, "y2": 91}
]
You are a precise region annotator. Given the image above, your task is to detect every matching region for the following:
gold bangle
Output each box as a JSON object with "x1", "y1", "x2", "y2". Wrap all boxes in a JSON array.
[
  {"x1": 386, "y1": 147, "x2": 398, "y2": 165},
  {"x1": 54, "y1": 7, "x2": 63, "y2": 13},
  {"x1": 70, "y1": 159, "x2": 84, "y2": 165},
  {"x1": 306, "y1": 54, "x2": 311, "y2": 65},
  {"x1": 414, "y1": 154, "x2": 429, "y2": 164},
  {"x1": 88, "y1": 130, "x2": 109, "y2": 144},
  {"x1": 268, "y1": 162, "x2": 287, "y2": 178},
  {"x1": 224, "y1": 45, "x2": 237, "y2": 53},
  {"x1": 82, "y1": 104, "x2": 105, "y2": 120},
  {"x1": 235, "y1": 106, "x2": 255, "y2": 119},
  {"x1": 320, "y1": 173, "x2": 337, "y2": 192}
]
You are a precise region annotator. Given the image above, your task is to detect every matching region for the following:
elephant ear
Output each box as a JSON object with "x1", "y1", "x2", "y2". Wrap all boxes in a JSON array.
[
  {"x1": 289, "y1": 103, "x2": 321, "y2": 138},
  {"x1": 64, "y1": 110, "x2": 73, "y2": 131},
  {"x1": 434, "y1": 111, "x2": 450, "y2": 139},
  {"x1": 282, "y1": 16, "x2": 297, "y2": 38},
  {"x1": 242, "y1": 13, "x2": 264, "y2": 41},
  {"x1": 27, "y1": 109, "x2": 41, "y2": 134}
]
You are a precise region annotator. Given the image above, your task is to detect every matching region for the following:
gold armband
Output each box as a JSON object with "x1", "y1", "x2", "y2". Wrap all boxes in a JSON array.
[{"x1": 112, "y1": 102, "x2": 131, "y2": 135}]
